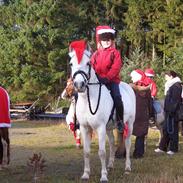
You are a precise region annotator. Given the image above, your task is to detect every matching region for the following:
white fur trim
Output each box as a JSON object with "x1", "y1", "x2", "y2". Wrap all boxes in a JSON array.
[
  {"x1": 130, "y1": 71, "x2": 142, "y2": 83},
  {"x1": 145, "y1": 73, "x2": 154, "y2": 77},
  {"x1": 0, "y1": 123, "x2": 11, "y2": 127},
  {"x1": 97, "y1": 29, "x2": 115, "y2": 35},
  {"x1": 164, "y1": 77, "x2": 181, "y2": 95}
]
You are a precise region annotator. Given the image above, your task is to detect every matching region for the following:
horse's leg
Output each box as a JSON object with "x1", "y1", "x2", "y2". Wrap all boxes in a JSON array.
[
  {"x1": 2, "y1": 128, "x2": 10, "y2": 166},
  {"x1": 115, "y1": 131, "x2": 125, "y2": 159},
  {"x1": 97, "y1": 126, "x2": 108, "y2": 182},
  {"x1": 80, "y1": 125, "x2": 91, "y2": 181},
  {"x1": 124, "y1": 122, "x2": 133, "y2": 172},
  {"x1": 106, "y1": 129, "x2": 115, "y2": 170}
]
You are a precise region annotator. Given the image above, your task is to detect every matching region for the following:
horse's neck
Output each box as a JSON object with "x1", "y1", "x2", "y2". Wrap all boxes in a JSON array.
[{"x1": 89, "y1": 68, "x2": 99, "y2": 83}]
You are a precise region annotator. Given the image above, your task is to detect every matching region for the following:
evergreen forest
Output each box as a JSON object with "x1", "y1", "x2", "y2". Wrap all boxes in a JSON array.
[{"x1": 0, "y1": 0, "x2": 183, "y2": 105}]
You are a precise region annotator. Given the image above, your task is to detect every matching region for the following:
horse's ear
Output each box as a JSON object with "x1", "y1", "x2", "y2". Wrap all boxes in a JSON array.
[
  {"x1": 86, "y1": 42, "x2": 93, "y2": 54},
  {"x1": 69, "y1": 46, "x2": 75, "y2": 58},
  {"x1": 69, "y1": 45, "x2": 73, "y2": 53}
]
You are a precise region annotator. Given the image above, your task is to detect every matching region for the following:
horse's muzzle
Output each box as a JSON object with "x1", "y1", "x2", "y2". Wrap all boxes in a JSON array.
[{"x1": 74, "y1": 81, "x2": 86, "y2": 93}]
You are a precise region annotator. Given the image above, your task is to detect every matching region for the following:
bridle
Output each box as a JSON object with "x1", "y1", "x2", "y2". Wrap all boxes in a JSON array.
[{"x1": 72, "y1": 61, "x2": 102, "y2": 115}]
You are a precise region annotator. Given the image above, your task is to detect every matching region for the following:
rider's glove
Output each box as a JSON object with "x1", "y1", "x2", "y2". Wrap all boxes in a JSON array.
[{"x1": 98, "y1": 76, "x2": 110, "y2": 84}]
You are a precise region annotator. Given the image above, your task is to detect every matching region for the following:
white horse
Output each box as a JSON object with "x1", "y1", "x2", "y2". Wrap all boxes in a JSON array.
[{"x1": 69, "y1": 40, "x2": 136, "y2": 182}]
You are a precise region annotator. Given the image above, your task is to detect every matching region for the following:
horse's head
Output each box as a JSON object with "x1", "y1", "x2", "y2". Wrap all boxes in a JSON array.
[{"x1": 69, "y1": 40, "x2": 92, "y2": 92}]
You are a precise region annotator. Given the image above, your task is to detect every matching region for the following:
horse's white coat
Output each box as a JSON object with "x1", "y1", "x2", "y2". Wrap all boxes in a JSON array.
[{"x1": 69, "y1": 45, "x2": 136, "y2": 182}]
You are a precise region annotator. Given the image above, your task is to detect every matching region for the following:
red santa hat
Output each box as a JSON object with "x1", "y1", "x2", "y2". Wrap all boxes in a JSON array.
[
  {"x1": 130, "y1": 69, "x2": 150, "y2": 86},
  {"x1": 96, "y1": 25, "x2": 116, "y2": 35},
  {"x1": 0, "y1": 87, "x2": 11, "y2": 127},
  {"x1": 69, "y1": 40, "x2": 88, "y2": 64},
  {"x1": 130, "y1": 69, "x2": 144, "y2": 83},
  {"x1": 95, "y1": 25, "x2": 115, "y2": 47},
  {"x1": 145, "y1": 68, "x2": 155, "y2": 77}
]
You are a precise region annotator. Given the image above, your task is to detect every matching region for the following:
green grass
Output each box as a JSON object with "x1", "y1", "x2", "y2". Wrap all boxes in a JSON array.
[{"x1": 0, "y1": 120, "x2": 183, "y2": 183}]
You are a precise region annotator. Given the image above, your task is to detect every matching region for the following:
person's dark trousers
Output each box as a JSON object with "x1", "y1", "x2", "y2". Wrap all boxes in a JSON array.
[
  {"x1": 159, "y1": 115, "x2": 179, "y2": 152},
  {"x1": 106, "y1": 82, "x2": 124, "y2": 132},
  {"x1": 106, "y1": 82, "x2": 124, "y2": 121},
  {"x1": 133, "y1": 135, "x2": 145, "y2": 158},
  {"x1": 169, "y1": 120, "x2": 179, "y2": 152},
  {"x1": 159, "y1": 128, "x2": 170, "y2": 151}
]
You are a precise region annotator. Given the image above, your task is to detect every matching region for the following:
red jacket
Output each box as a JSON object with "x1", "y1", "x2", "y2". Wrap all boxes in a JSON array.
[
  {"x1": 149, "y1": 79, "x2": 157, "y2": 97},
  {"x1": 0, "y1": 87, "x2": 11, "y2": 127},
  {"x1": 137, "y1": 77, "x2": 157, "y2": 97},
  {"x1": 91, "y1": 47, "x2": 122, "y2": 84}
]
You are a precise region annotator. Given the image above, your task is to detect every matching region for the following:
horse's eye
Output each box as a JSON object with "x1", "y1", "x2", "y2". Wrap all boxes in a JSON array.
[{"x1": 69, "y1": 63, "x2": 73, "y2": 67}]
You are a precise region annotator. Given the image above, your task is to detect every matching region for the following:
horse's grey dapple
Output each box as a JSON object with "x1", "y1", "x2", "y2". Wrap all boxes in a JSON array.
[{"x1": 69, "y1": 40, "x2": 136, "y2": 182}]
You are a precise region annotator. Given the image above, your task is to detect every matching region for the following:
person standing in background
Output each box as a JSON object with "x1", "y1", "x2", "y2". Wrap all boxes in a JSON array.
[
  {"x1": 155, "y1": 71, "x2": 182, "y2": 155},
  {"x1": 130, "y1": 69, "x2": 152, "y2": 158}
]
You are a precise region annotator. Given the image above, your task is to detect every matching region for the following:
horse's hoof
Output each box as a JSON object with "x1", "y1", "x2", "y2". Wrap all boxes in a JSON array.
[
  {"x1": 81, "y1": 174, "x2": 89, "y2": 182},
  {"x1": 124, "y1": 170, "x2": 131, "y2": 175},
  {"x1": 100, "y1": 176, "x2": 108, "y2": 183},
  {"x1": 100, "y1": 181, "x2": 108, "y2": 183},
  {"x1": 81, "y1": 179, "x2": 89, "y2": 183},
  {"x1": 125, "y1": 167, "x2": 131, "y2": 174}
]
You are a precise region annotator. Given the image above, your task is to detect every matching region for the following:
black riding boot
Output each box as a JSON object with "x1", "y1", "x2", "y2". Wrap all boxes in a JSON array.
[{"x1": 116, "y1": 100, "x2": 124, "y2": 133}]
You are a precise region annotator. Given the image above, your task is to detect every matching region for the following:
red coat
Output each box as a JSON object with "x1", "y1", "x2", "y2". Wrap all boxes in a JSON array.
[
  {"x1": 0, "y1": 87, "x2": 11, "y2": 127},
  {"x1": 149, "y1": 79, "x2": 157, "y2": 97},
  {"x1": 91, "y1": 47, "x2": 122, "y2": 83},
  {"x1": 136, "y1": 76, "x2": 157, "y2": 97}
]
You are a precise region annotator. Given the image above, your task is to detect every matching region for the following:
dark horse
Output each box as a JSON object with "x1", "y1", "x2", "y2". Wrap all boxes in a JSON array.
[{"x1": 0, "y1": 86, "x2": 11, "y2": 170}]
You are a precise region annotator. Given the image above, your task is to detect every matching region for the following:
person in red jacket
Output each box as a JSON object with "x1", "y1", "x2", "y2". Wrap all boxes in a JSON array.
[
  {"x1": 91, "y1": 25, "x2": 124, "y2": 132},
  {"x1": 144, "y1": 68, "x2": 157, "y2": 99},
  {"x1": 145, "y1": 68, "x2": 158, "y2": 122},
  {"x1": 0, "y1": 86, "x2": 11, "y2": 128}
]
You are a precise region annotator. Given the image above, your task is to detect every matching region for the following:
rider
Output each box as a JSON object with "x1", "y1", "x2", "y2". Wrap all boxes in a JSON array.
[
  {"x1": 145, "y1": 68, "x2": 157, "y2": 122},
  {"x1": 91, "y1": 25, "x2": 124, "y2": 133}
]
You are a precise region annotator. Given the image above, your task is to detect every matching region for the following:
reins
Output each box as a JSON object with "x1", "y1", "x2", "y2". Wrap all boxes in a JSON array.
[
  {"x1": 86, "y1": 83, "x2": 102, "y2": 115},
  {"x1": 72, "y1": 66, "x2": 102, "y2": 115}
]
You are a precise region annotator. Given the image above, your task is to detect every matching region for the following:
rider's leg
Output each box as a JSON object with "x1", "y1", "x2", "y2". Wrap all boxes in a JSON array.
[{"x1": 107, "y1": 82, "x2": 124, "y2": 133}]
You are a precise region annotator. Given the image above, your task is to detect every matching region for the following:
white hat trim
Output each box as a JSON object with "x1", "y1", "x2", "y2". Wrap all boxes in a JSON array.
[
  {"x1": 145, "y1": 73, "x2": 154, "y2": 77},
  {"x1": 97, "y1": 29, "x2": 115, "y2": 35},
  {"x1": 130, "y1": 70, "x2": 142, "y2": 83}
]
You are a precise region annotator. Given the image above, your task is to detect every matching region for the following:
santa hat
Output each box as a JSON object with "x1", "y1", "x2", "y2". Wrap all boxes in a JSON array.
[
  {"x1": 130, "y1": 69, "x2": 145, "y2": 83},
  {"x1": 96, "y1": 25, "x2": 116, "y2": 35},
  {"x1": 69, "y1": 40, "x2": 91, "y2": 64},
  {"x1": 145, "y1": 68, "x2": 155, "y2": 77},
  {"x1": 95, "y1": 26, "x2": 115, "y2": 47}
]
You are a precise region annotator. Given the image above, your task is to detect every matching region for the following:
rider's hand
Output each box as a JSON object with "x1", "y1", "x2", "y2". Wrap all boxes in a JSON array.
[{"x1": 98, "y1": 76, "x2": 109, "y2": 84}]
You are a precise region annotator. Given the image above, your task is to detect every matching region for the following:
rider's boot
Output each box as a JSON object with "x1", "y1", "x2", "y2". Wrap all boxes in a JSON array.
[{"x1": 116, "y1": 100, "x2": 125, "y2": 133}]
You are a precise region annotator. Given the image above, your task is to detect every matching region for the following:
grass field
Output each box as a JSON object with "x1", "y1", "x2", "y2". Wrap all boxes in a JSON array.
[{"x1": 0, "y1": 120, "x2": 183, "y2": 183}]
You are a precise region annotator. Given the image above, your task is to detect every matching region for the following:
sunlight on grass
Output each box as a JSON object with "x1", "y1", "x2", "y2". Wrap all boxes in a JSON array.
[{"x1": 0, "y1": 120, "x2": 183, "y2": 183}]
